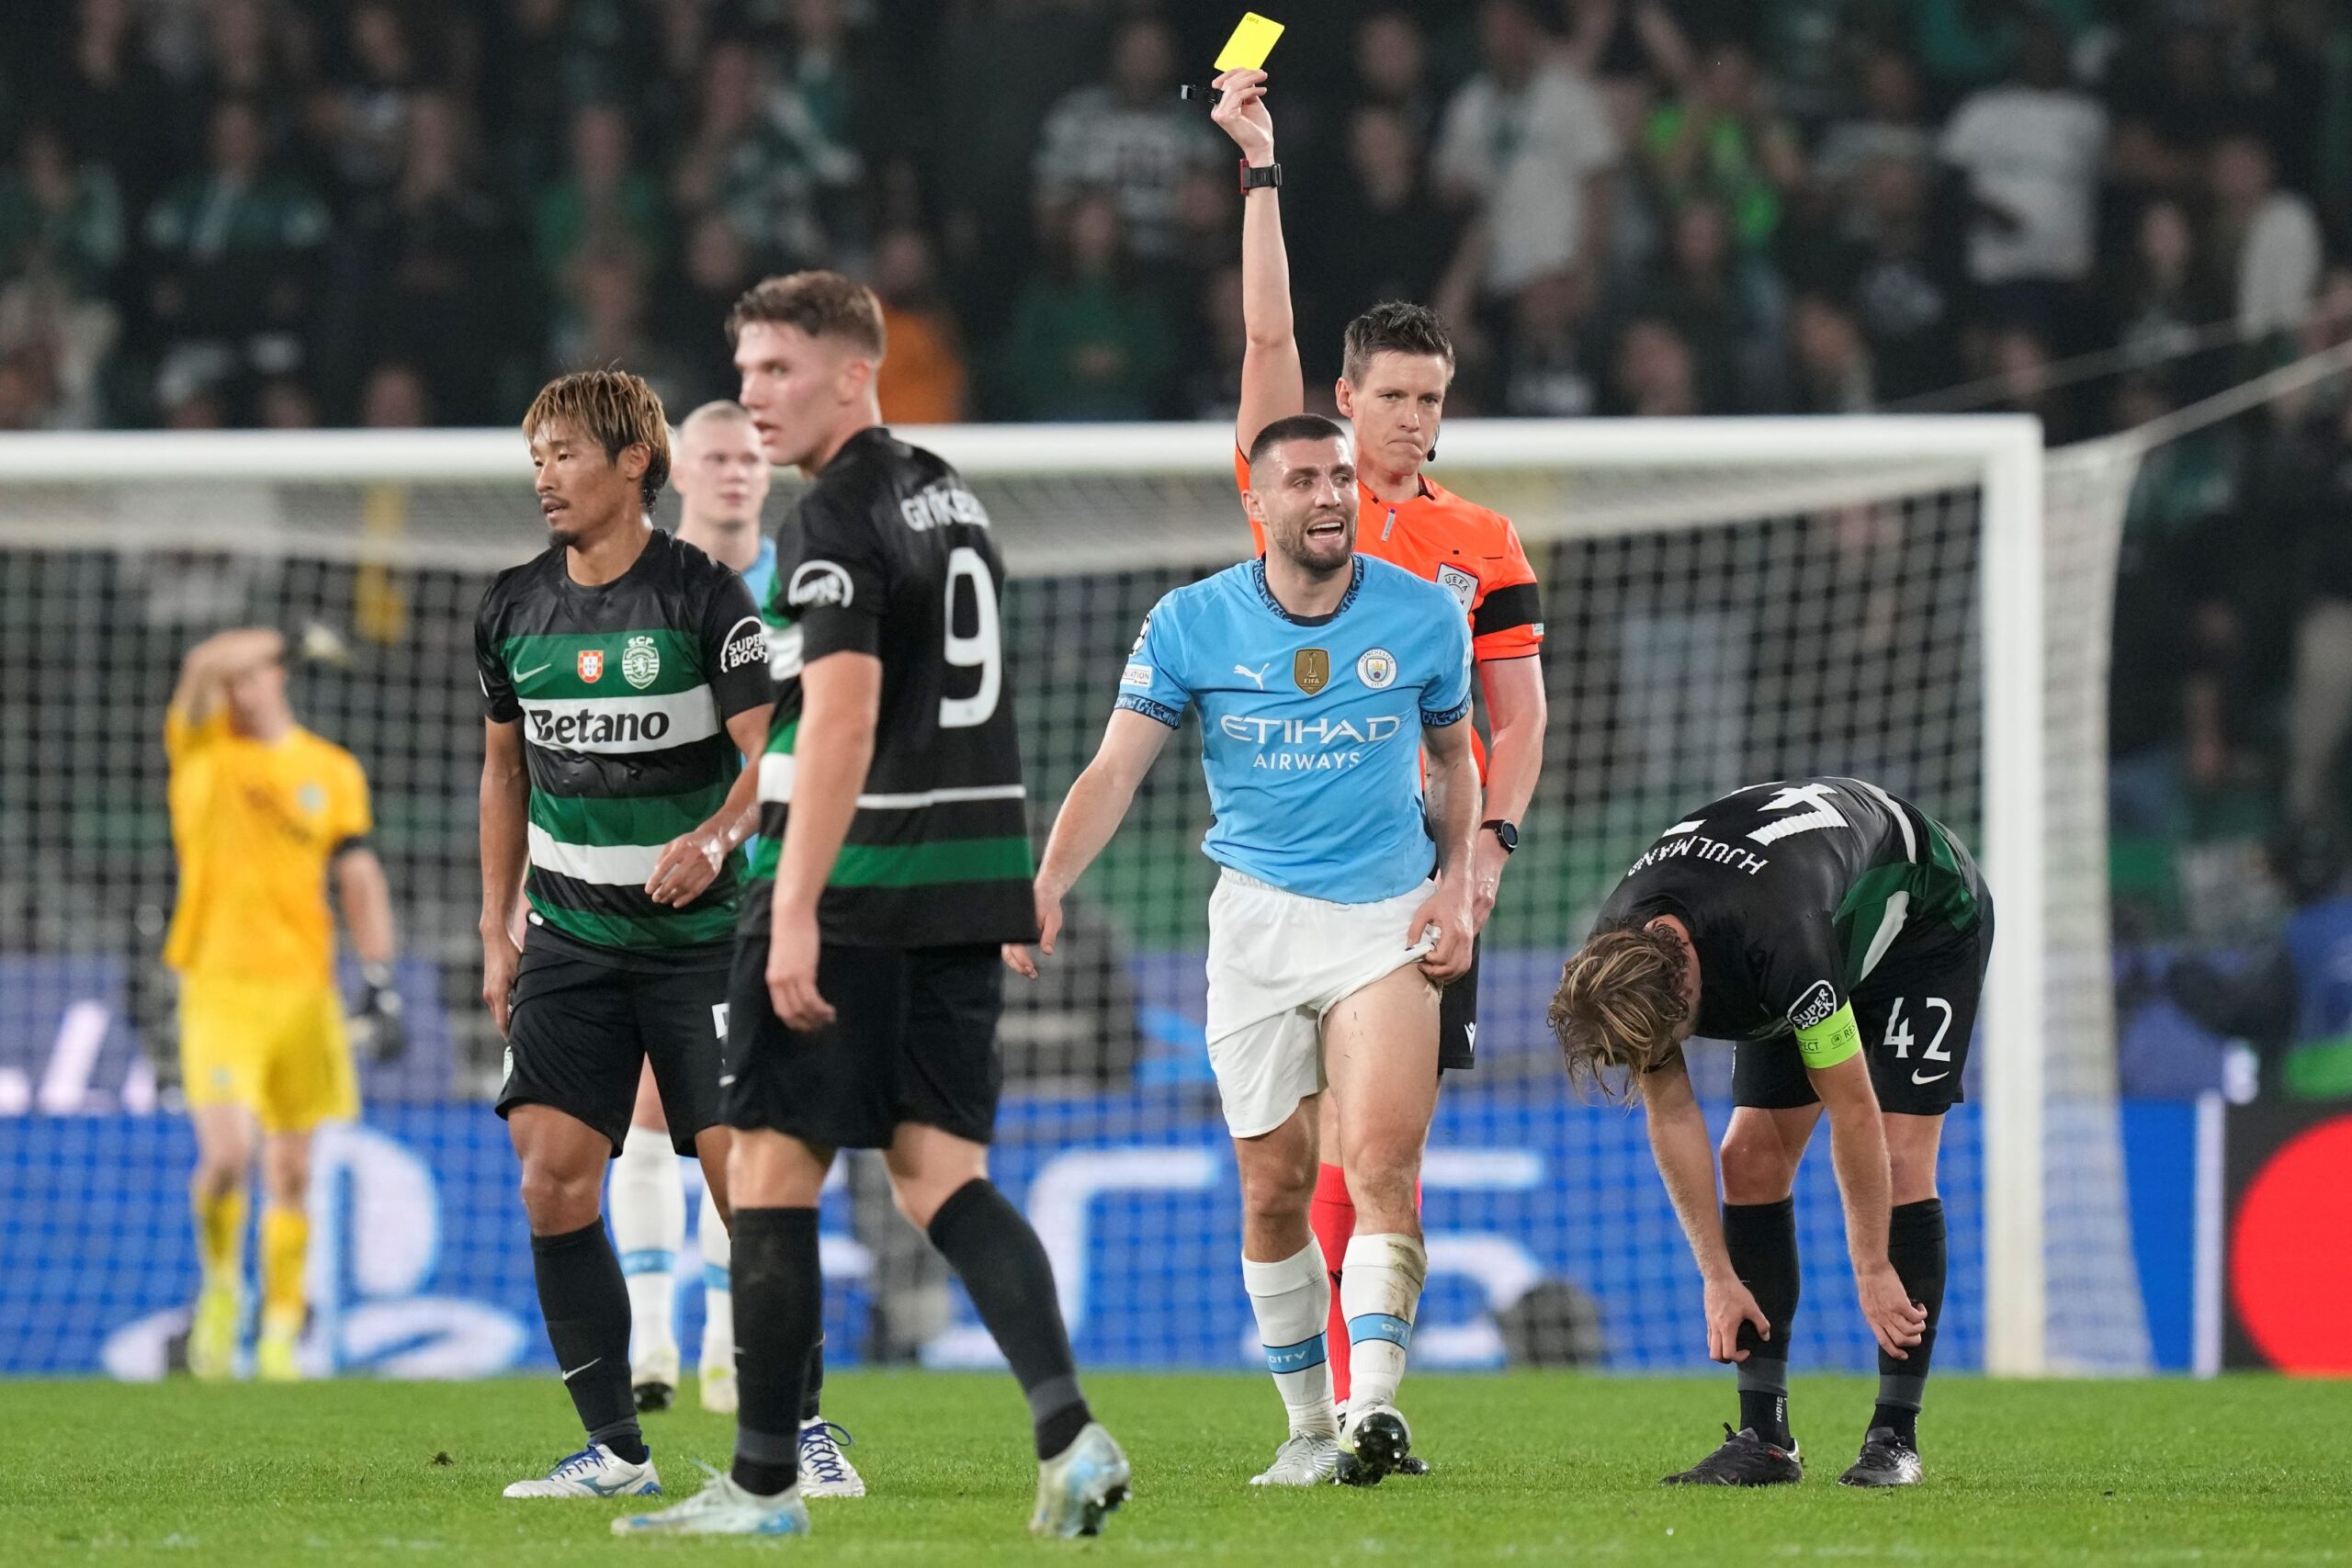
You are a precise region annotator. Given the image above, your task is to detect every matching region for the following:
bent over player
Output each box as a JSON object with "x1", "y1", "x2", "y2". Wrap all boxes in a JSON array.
[
  {"x1": 1016, "y1": 414, "x2": 1477, "y2": 1487},
  {"x1": 477, "y1": 371, "x2": 773, "y2": 1498},
  {"x1": 1212, "y1": 65, "x2": 1547, "y2": 1433},
  {"x1": 1550, "y1": 779, "x2": 1993, "y2": 1487},
  {"x1": 165, "y1": 626, "x2": 400, "y2": 1381},
  {"x1": 616, "y1": 272, "x2": 1125, "y2": 1540}
]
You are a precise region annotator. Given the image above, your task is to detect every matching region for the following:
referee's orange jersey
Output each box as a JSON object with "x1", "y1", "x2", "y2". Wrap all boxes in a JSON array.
[{"x1": 1235, "y1": 450, "x2": 1544, "y2": 772}]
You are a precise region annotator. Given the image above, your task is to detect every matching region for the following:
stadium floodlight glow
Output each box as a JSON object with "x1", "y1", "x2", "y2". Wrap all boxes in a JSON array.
[{"x1": 2, "y1": 414, "x2": 2154, "y2": 1380}]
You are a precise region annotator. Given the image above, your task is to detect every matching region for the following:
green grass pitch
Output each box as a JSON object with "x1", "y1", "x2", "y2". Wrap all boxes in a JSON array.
[{"x1": 6, "y1": 1372, "x2": 2346, "y2": 1565}]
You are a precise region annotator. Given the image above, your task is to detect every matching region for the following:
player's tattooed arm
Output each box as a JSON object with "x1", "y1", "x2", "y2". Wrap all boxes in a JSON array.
[
  {"x1": 478, "y1": 717, "x2": 530, "y2": 1037},
  {"x1": 644, "y1": 703, "x2": 775, "y2": 907},
  {"x1": 1009, "y1": 709, "x2": 1176, "y2": 979},
  {"x1": 1213, "y1": 66, "x2": 1305, "y2": 457},
  {"x1": 1808, "y1": 1049, "x2": 1929, "y2": 1360},
  {"x1": 1640, "y1": 1058, "x2": 1770, "y2": 1362}
]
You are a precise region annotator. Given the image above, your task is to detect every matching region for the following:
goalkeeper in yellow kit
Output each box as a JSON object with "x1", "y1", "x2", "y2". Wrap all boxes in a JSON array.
[{"x1": 164, "y1": 627, "x2": 401, "y2": 1380}]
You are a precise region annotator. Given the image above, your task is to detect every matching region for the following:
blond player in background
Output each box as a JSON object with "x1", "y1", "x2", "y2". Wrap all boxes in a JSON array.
[{"x1": 165, "y1": 626, "x2": 401, "y2": 1380}]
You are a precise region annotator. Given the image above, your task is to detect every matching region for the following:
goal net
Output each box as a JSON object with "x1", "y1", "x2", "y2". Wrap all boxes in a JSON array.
[{"x1": 0, "y1": 416, "x2": 2144, "y2": 1379}]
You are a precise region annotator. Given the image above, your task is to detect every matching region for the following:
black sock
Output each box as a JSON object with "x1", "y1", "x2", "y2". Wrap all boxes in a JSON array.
[
  {"x1": 731, "y1": 1207, "x2": 821, "y2": 1496},
  {"x1": 927, "y1": 1179, "x2": 1091, "y2": 1460},
  {"x1": 1872, "y1": 1198, "x2": 1945, "y2": 1448},
  {"x1": 800, "y1": 1333, "x2": 826, "y2": 1425},
  {"x1": 1723, "y1": 1198, "x2": 1801, "y2": 1447},
  {"x1": 531, "y1": 1222, "x2": 644, "y2": 1463}
]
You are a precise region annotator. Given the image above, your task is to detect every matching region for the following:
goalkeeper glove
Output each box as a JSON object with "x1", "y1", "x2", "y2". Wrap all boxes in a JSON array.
[{"x1": 351, "y1": 962, "x2": 407, "y2": 1063}]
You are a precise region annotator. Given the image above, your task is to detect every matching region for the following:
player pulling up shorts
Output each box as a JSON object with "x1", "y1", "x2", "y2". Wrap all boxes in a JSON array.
[{"x1": 1018, "y1": 413, "x2": 1478, "y2": 1488}]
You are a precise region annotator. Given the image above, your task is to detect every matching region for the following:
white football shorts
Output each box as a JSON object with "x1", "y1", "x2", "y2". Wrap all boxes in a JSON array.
[{"x1": 1203, "y1": 867, "x2": 1438, "y2": 1139}]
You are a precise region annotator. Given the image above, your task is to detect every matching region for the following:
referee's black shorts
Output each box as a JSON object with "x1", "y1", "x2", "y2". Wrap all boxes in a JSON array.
[
  {"x1": 495, "y1": 925, "x2": 729, "y2": 1156},
  {"x1": 722, "y1": 936, "x2": 1004, "y2": 1150},
  {"x1": 1438, "y1": 935, "x2": 1481, "y2": 1073}
]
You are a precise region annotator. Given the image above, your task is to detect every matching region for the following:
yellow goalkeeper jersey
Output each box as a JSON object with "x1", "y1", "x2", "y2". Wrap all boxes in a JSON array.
[{"x1": 163, "y1": 706, "x2": 372, "y2": 987}]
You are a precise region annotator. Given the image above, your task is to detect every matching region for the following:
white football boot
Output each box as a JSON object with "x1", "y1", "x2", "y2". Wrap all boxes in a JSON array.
[{"x1": 503, "y1": 1443, "x2": 661, "y2": 1499}]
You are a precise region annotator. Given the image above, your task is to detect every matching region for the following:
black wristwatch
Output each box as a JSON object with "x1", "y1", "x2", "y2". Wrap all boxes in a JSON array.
[
  {"x1": 1238, "y1": 160, "x2": 1282, "y2": 194},
  {"x1": 1482, "y1": 818, "x2": 1519, "y2": 854}
]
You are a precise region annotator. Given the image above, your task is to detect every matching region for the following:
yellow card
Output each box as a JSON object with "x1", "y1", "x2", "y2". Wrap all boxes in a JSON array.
[{"x1": 1214, "y1": 13, "x2": 1284, "y2": 72}]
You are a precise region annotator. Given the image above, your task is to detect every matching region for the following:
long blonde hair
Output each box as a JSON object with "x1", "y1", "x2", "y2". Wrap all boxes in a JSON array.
[{"x1": 1548, "y1": 919, "x2": 1692, "y2": 1101}]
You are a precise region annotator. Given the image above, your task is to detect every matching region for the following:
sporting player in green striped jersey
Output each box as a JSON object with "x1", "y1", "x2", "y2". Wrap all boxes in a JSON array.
[
  {"x1": 475, "y1": 370, "x2": 773, "y2": 1502},
  {"x1": 1551, "y1": 779, "x2": 1992, "y2": 1492}
]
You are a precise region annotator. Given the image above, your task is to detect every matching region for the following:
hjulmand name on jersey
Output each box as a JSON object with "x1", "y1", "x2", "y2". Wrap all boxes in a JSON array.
[
  {"x1": 1222, "y1": 711, "x2": 1408, "y2": 772},
  {"x1": 1626, "y1": 830, "x2": 1770, "y2": 878}
]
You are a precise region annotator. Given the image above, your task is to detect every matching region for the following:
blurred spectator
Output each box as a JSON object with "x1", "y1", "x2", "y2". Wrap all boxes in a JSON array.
[
  {"x1": 359, "y1": 360, "x2": 433, "y2": 427},
  {"x1": 531, "y1": 102, "x2": 665, "y2": 286},
  {"x1": 1634, "y1": 196, "x2": 1784, "y2": 411},
  {"x1": 142, "y1": 96, "x2": 331, "y2": 413},
  {"x1": 256, "y1": 375, "x2": 320, "y2": 429},
  {"x1": 2115, "y1": 198, "x2": 2221, "y2": 379},
  {"x1": 671, "y1": 40, "x2": 767, "y2": 226},
  {"x1": 1433, "y1": 0, "x2": 1620, "y2": 303},
  {"x1": 871, "y1": 225, "x2": 968, "y2": 425},
  {"x1": 0, "y1": 126, "x2": 126, "y2": 303},
  {"x1": 656, "y1": 212, "x2": 761, "y2": 405},
  {"x1": 327, "y1": 92, "x2": 507, "y2": 423},
  {"x1": 1938, "y1": 24, "x2": 2107, "y2": 336},
  {"x1": 1564, "y1": 0, "x2": 1694, "y2": 91},
  {"x1": 1786, "y1": 292, "x2": 1875, "y2": 415},
  {"x1": 1810, "y1": 48, "x2": 1935, "y2": 224},
  {"x1": 311, "y1": 1, "x2": 432, "y2": 204},
  {"x1": 1639, "y1": 36, "x2": 1803, "y2": 254},
  {"x1": 1841, "y1": 155, "x2": 1963, "y2": 405},
  {"x1": 1353, "y1": 9, "x2": 1438, "y2": 140},
  {"x1": 1301, "y1": 107, "x2": 1459, "y2": 364},
  {"x1": 1607, "y1": 316, "x2": 1702, "y2": 417},
  {"x1": 1031, "y1": 17, "x2": 1219, "y2": 265},
  {"x1": 175, "y1": 0, "x2": 303, "y2": 154},
  {"x1": 1908, "y1": 0, "x2": 2096, "y2": 95},
  {"x1": 2208, "y1": 131, "x2": 2324, "y2": 345},
  {"x1": 696, "y1": 4, "x2": 868, "y2": 272},
  {"x1": 1179, "y1": 264, "x2": 1247, "y2": 425},
  {"x1": 1498, "y1": 265, "x2": 1602, "y2": 417},
  {"x1": 551, "y1": 250, "x2": 692, "y2": 409},
  {"x1": 0, "y1": 348, "x2": 56, "y2": 430},
  {"x1": 2276, "y1": 399, "x2": 2352, "y2": 830},
  {"x1": 1983, "y1": 323, "x2": 2087, "y2": 446},
  {"x1": 40, "y1": 0, "x2": 175, "y2": 212},
  {"x1": 992, "y1": 194, "x2": 1173, "y2": 422}
]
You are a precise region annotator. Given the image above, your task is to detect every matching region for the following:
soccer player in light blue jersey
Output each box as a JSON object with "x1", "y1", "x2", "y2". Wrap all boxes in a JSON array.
[{"x1": 1011, "y1": 413, "x2": 1480, "y2": 1488}]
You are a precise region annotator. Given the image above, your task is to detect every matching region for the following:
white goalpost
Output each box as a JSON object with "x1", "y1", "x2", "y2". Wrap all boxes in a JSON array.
[{"x1": 1, "y1": 414, "x2": 2144, "y2": 1379}]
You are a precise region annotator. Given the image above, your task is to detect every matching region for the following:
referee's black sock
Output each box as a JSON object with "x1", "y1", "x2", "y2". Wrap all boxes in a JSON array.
[
  {"x1": 1872, "y1": 1198, "x2": 1946, "y2": 1449},
  {"x1": 731, "y1": 1207, "x2": 821, "y2": 1497},
  {"x1": 531, "y1": 1221, "x2": 646, "y2": 1464},
  {"x1": 1724, "y1": 1198, "x2": 1801, "y2": 1449},
  {"x1": 927, "y1": 1179, "x2": 1092, "y2": 1461}
]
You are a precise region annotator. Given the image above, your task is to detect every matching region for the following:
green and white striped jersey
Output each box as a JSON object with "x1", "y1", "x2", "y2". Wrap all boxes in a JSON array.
[{"x1": 476, "y1": 528, "x2": 768, "y2": 965}]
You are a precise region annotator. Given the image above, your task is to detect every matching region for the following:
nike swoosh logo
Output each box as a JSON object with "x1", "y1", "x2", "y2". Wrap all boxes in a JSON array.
[
  {"x1": 561, "y1": 1358, "x2": 601, "y2": 1382},
  {"x1": 513, "y1": 662, "x2": 552, "y2": 682},
  {"x1": 1911, "y1": 1069, "x2": 1951, "y2": 1085}
]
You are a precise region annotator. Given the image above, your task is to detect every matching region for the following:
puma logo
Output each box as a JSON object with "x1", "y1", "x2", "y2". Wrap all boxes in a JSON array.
[{"x1": 1235, "y1": 662, "x2": 1272, "y2": 690}]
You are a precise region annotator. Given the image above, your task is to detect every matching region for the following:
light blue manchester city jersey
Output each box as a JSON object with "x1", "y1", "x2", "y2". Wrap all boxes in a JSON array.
[
  {"x1": 741, "y1": 536, "x2": 778, "y2": 616},
  {"x1": 1117, "y1": 556, "x2": 1473, "y2": 904}
]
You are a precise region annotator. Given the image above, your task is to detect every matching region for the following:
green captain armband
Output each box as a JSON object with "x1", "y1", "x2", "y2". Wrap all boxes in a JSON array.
[{"x1": 1794, "y1": 999, "x2": 1863, "y2": 1069}]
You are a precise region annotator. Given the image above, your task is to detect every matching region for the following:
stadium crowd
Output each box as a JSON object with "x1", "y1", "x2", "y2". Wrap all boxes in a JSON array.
[{"x1": 6, "y1": 0, "x2": 2352, "y2": 1082}]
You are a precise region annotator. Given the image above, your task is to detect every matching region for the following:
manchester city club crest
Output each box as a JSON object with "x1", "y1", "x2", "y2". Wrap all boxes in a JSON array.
[
  {"x1": 1294, "y1": 648, "x2": 1330, "y2": 695},
  {"x1": 1357, "y1": 648, "x2": 1397, "y2": 689},
  {"x1": 577, "y1": 649, "x2": 605, "y2": 682},
  {"x1": 622, "y1": 634, "x2": 661, "y2": 689}
]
